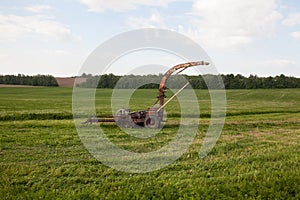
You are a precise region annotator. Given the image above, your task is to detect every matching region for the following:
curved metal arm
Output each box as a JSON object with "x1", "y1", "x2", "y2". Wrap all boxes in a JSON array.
[{"x1": 157, "y1": 61, "x2": 209, "y2": 106}]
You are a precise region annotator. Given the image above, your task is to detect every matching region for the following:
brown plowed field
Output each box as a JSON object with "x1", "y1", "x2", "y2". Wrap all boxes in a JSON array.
[
  {"x1": 0, "y1": 84, "x2": 43, "y2": 88},
  {"x1": 55, "y1": 77, "x2": 87, "y2": 87}
]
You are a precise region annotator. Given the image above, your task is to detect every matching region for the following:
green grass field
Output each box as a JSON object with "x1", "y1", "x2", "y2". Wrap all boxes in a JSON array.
[{"x1": 1, "y1": 87, "x2": 300, "y2": 199}]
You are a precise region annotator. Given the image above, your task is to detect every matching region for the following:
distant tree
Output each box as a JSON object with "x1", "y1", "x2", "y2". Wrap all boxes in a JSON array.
[
  {"x1": 246, "y1": 75, "x2": 261, "y2": 89},
  {"x1": 76, "y1": 73, "x2": 300, "y2": 89},
  {"x1": 0, "y1": 74, "x2": 58, "y2": 86}
]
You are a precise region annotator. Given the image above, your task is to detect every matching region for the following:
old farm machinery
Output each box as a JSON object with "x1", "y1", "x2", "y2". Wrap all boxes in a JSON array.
[{"x1": 82, "y1": 61, "x2": 209, "y2": 128}]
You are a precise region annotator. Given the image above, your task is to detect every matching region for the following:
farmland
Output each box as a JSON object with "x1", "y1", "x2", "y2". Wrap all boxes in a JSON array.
[{"x1": 1, "y1": 87, "x2": 300, "y2": 199}]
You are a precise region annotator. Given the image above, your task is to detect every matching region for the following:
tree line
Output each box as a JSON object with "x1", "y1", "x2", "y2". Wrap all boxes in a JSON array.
[
  {"x1": 0, "y1": 74, "x2": 58, "y2": 86},
  {"x1": 2, "y1": 73, "x2": 299, "y2": 89},
  {"x1": 78, "y1": 73, "x2": 300, "y2": 89}
]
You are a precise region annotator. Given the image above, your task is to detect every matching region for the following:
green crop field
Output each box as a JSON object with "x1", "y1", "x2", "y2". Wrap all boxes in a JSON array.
[{"x1": 1, "y1": 87, "x2": 300, "y2": 199}]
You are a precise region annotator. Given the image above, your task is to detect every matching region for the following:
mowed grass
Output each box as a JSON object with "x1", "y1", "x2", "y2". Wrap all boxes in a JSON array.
[{"x1": 0, "y1": 87, "x2": 300, "y2": 199}]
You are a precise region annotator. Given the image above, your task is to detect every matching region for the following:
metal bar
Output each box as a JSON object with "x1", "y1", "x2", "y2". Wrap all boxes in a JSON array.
[
  {"x1": 97, "y1": 118, "x2": 115, "y2": 122},
  {"x1": 156, "y1": 82, "x2": 190, "y2": 113},
  {"x1": 174, "y1": 67, "x2": 188, "y2": 75}
]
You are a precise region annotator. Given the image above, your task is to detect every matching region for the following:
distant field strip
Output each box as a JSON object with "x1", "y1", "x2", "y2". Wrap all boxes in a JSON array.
[{"x1": 0, "y1": 88, "x2": 300, "y2": 120}]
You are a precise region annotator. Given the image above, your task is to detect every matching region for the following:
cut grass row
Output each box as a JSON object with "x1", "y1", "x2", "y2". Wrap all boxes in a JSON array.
[{"x1": 1, "y1": 116, "x2": 299, "y2": 199}]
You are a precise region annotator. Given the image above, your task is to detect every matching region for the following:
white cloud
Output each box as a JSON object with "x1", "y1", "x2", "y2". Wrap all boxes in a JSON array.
[
  {"x1": 80, "y1": 0, "x2": 184, "y2": 12},
  {"x1": 127, "y1": 12, "x2": 165, "y2": 29},
  {"x1": 290, "y1": 31, "x2": 300, "y2": 40},
  {"x1": 86, "y1": 0, "x2": 282, "y2": 52},
  {"x1": 45, "y1": 49, "x2": 70, "y2": 56},
  {"x1": 0, "y1": 53, "x2": 8, "y2": 59},
  {"x1": 25, "y1": 5, "x2": 53, "y2": 13},
  {"x1": 0, "y1": 14, "x2": 79, "y2": 41},
  {"x1": 282, "y1": 13, "x2": 300, "y2": 40},
  {"x1": 283, "y1": 13, "x2": 300, "y2": 26},
  {"x1": 179, "y1": 0, "x2": 282, "y2": 51},
  {"x1": 262, "y1": 59, "x2": 296, "y2": 67}
]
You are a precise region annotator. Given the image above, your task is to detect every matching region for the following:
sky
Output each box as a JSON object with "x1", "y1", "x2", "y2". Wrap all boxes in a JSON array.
[{"x1": 0, "y1": 0, "x2": 300, "y2": 77}]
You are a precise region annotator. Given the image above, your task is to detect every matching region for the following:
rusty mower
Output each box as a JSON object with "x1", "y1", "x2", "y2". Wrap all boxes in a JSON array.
[{"x1": 82, "y1": 61, "x2": 209, "y2": 128}]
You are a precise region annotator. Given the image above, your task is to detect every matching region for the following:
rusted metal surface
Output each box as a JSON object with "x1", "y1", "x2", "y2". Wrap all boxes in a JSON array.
[
  {"x1": 82, "y1": 61, "x2": 209, "y2": 128},
  {"x1": 81, "y1": 116, "x2": 115, "y2": 126},
  {"x1": 157, "y1": 61, "x2": 209, "y2": 108}
]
